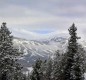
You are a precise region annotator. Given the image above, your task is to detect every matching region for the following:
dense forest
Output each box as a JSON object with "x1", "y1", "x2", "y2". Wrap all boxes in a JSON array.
[{"x1": 0, "y1": 22, "x2": 86, "y2": 80}]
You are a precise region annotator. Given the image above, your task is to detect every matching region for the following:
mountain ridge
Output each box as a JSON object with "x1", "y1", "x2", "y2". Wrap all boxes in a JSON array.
[{"x1": 13, "y1": 35, "x2": 86, "y2": 72}]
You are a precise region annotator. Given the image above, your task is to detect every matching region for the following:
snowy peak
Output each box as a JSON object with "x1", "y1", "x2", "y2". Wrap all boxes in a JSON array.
[
  {"x1": 12, "y1": 36, "x2": 86, "y2": 72},
  {"x1": 13, "y1": 36, "x2": 67, "y2": 69}
]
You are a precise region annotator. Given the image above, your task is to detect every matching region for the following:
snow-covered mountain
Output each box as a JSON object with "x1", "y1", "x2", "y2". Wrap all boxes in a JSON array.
[
  {"x1": 13, "y1": 35, "x2": 86, "y2": 72},
  {"x1": 13, "y1": 36, "x2": 67, "y2": 71}
]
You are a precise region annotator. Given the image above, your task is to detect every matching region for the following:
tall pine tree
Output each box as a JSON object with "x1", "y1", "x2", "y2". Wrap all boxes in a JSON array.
[
  {"x1": 0, "y1": 22, "x2": 23, "y2": 80},
  {"x1": 52, "y1": 50, "x2": 63, "y2": 80},
  {"x1": 63, "y1": 23, "x2": 84, "y2": 80},
  {"x1": 30, "y1": 58, "x2": 42, "y2": 80},
  {"x1": 45, "y1": 59, "x2": 52, "y2": 80}
]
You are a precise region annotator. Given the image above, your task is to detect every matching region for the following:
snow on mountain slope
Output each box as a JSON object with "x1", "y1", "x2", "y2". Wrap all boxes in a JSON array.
[
  {"x1": 13, "y1": 37, "x2": 67, "y2": 71},
  {"x1": 13, "y1": 37, "x2": 86, "y2": 71},
  {"x1": 13, "y1": 36, "x2": 86, "y2": 72}
]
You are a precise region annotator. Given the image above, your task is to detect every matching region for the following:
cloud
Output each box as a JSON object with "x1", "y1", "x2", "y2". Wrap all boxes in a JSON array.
[{"x1": 0, "y1": 0, "x2": 86, "y2": 40}]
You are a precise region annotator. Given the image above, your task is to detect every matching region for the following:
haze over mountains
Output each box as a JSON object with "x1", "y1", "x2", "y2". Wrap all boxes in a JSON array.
[{"x1": 12, "y1": 31, "x2": 86, "y2": 72}]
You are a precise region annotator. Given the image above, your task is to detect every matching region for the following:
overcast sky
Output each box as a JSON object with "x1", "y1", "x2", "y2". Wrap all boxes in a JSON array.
[{"x1": 0, "y1": 0, "x2": 86, "y2": 40}]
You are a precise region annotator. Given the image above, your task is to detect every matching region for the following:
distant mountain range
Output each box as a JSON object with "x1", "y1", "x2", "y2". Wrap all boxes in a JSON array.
[{"x1": 13, "y1": 35, "x2": 86, "y2": 72}]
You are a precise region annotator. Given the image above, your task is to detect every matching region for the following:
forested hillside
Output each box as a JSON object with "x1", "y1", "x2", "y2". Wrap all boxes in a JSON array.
[{"x1": 0, "y1": 22, "x2": 85, "y2": 80}]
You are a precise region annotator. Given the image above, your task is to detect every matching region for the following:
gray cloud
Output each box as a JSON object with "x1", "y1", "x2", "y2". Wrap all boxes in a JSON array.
[{"x1": 0, "y1": 0, "x2": 86, "y2": 39}]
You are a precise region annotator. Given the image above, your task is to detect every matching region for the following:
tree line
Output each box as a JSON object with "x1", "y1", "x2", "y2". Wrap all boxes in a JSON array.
[
  {"x1": 30, "y1": 23, "x2": 86, "y2": 80},
  {"x1": 0, "y1": 22, "x2": 85, "y2": 80}
]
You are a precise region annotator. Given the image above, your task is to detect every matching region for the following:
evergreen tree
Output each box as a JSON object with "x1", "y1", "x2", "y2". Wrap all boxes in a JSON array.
[
  {"x1": 45, "y1": 59, "x2": 52, "y2": 80},
  {"x1": 0, "y1": 22, "x2": 23, "y2": 80},
  {"x1": 40, "y1": 60, "x2": 47, "y2": 80},
  {"x1": 63, "y1": 23, "x2": 84, "y2": 80},
  {"x1": 52, "y1": 50, "x2": 63, "y2": 80},
  {"x1": 30, "y1": 58, "x2": 42, "y2": 80},
  {"x1": 72, "y1": 45, "x2": 85, "y2": 80}
]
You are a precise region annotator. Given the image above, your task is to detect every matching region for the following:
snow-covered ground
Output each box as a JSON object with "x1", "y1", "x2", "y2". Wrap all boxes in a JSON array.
[
  {"x1": 84, "y1": 73, "x2": 86, "y2": 80},
  {"x1": 27, "y1": 67, "x2": 33, "y2": 73}
]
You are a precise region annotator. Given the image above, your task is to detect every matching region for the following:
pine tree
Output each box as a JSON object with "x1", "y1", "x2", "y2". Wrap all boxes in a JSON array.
[
  {"x1": 45, "y1": 59, "x2": 52, "y2": 80},
  {"x1": 52, "y1": 50, "x2": 63, "y2": 80},
  {"x1": 72, "y1": 45, "x2": 85, "y2": 80},
  {"x1": 39, "y1": 60, "x2": 47, "y2": 80},
  {"x1": 0, "y1": 22, "x2": 23, "y2": 80},
  {"x1": 30, "y1": 58, "x2": 42, "y2": 80},
  {"x1": 63, "y1": 23, "x2": 84, "y2": 80}
]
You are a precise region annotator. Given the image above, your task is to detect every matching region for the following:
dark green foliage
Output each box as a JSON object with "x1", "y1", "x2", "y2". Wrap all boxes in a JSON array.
[
  {"x1": 1, "y1": 72, "x2": 7, "y2": 80},
  {"x1": 63, "y1": 23, "x2": 84, "y2": 80},
  {"x1": 30, "y1": 58, "x2": 43, "y2": 80},
  {"x1": 0, "y1": 22, "x2": 23, "y2": 80},
  {"x1": 52, "y1": 50, "x2": 63, "y2": 80},
  {"x1": 45, "y1": 59, "x2": 52, "y2": 80},
  {"x1": 30, "y1": 23, "x2": 85, "y2": 80},
  {"x1": 72, "y1": 45, "x2": 85, "y2": 80},
  {"x1": 0, "y1": 22, "x2": 85, "y2": 80},
  {"x1": 39, "y1": 60, "x2": 47, "y2": 80}
]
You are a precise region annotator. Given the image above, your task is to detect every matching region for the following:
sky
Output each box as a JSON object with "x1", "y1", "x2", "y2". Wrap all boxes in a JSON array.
[{"x1": 0, "y1": 0, "x2": 86, "y2": 40}]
